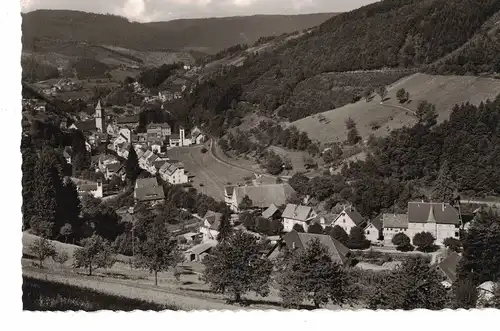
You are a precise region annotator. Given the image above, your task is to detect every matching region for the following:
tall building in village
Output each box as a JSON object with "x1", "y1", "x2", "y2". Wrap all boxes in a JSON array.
[{"x1": 95, "y1": 100, "x2": 105, "y2": 132}]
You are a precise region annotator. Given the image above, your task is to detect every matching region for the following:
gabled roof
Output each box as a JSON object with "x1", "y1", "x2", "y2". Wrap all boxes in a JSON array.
[
  {"x1": 282, "y1": 204, "x2": 315, "y2": 222},
  {"x1": 135, "y1": 177, "x2": 159, "y2": 189},
  {"x1": 106, "y1": 162, "x2": 122, "y2": 173},
  {"x1": 382, "y1": 214, "x2": 408, "y2": 229},
  {"x1": 154, "y1": 159, "x2": 168, "y2": 170},
  {"x1": 262, "y1": 204, "x2": 280, "y2": 219},
  {"x1": 408, "y1": 202, "x2": 460, "y2": 225},
  {"x1": 437, "y1": 251, "x2": 462, "y2": 283},
  {"x1": 134, "y1": 186, "x2": 165, "y2": 202},
  {"x1": 282, "y1": 230, "x2": 351, "y2": 265},
  {"x1": 344, "y1": 208, "x2": 365, "y2": 226},
  {"x1": 313, "y1": 212, "x2": 338, "y2": 226},
  {"x1": 116, "y1": 115, "x2": 139, "y2": 124},
  {"x1": 233, "y1": 183, "x2": 296, "y2": 209},
  {"x1": 204, "y1": 210, "x2": 223, "y2": 230},
  {"x1": 73, "y1": 120, "x2": 96, "y2": 132},
  {"x1": 186, "y1": 240, "x2": 217, "y2": 255},
  {"x1": 148, "y1": 122, "x2": 171, "y2": 129},
  {"x1": 369, "y1": 214, "x2": 383, "y2": 231}
]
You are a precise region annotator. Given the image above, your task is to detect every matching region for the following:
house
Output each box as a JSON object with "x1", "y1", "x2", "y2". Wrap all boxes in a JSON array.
[
  {"x1": 63, "y1": 146, "x2": 72, "y2": 164},
  {"x1": 381, "y1": 213, "x2": 409, "y2": 244},
  {"x1": 199, "y1": 210, "x2": 222, "y2": 241},
  {"x1": 365, "y1": 214, "x2": 384, "y2": 242},
  {"x1": 313, "y1": 211, "x2": 339, "y2": 229},
  {"x1": 133, "y1": 177, "x2": 165, "y2": 205},
  {"x1": 406, "y1": 202, "x2": 461, "y2": 245},
  {"x1": 267, "y1": 230, "x2": 352, "y2": 266},
  {"x1": 98, "y1": 154, "x2": 119, "y2": 173},
  {"x1": 181, "y1": 232, "x2": 202, "y2": 243},
  {"x1": 224, "y1": 183, "x2": 296, "y2": 213},
  {"x1": 332, "y1": 206, "x2": 366, "y2": 235},
  {"x1": 436, "y1": 251, "x2": 462, "y2": 288},
  {"x1": 184, "y1": 240, "x2": 217, "y2": 262},
  {"x1": 159, "y1": 161, "x2": 188, "y2": 185},
  {"x1": 169, "y1": 127, "x2": 192, "y2": 147},
  {"x1": 116, "y1": 115, "x2": 140, "y2": 129},
  {"x1": 105, "y1": 162, "x2": 123, "y2": 180},
  {"x1": 261, "y1": 203, "x2": 281, "y2": 220},
  {"x1": 74, "y1": 180, "x2": 103, "y2": 199},
  {"x1": 119, "y1": 127, "x2": 132, "y2": 143},
  {"x1": 112, "y1": 134, "x2": 128, "y2": 151},
  {"x1": 147, "y1": 123, "x2": 171, "y2": 139},
  {"x1": 282, "y1": 204, "x2": 318, "y2": 232},
  {"x1": 191, "y1": 132, "x2": 206, "y2": 145}
]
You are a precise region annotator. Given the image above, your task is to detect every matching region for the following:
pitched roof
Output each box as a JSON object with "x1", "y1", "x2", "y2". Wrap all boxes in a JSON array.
[
  {"x1": 134, "y1": 186, "x2": 165, "y2": 202},
  {"x1": 116, "y1": 115, "x2": 139, "y2": 124},
  {"x1": 282, "y1": 204, "x2": 315, "y2": 221},
  {"x1": 344, "y1": 208, "x2": 365, "y2": 226},
  {"x1": 283, "y1": 231, "x2": 351, "y2": 265},
  {"x1": 154, "y1": 159, "x2": 168, "y2": 170},
  {"x1": 135, "y1": 177, "x2": 159, "y2": 189},
  {"x1": 186, "y1": 240, "x2": 217, "y2": 255},
  {"x1": 314, "y1": 212, "x2": 339, "y2": 226},
  {"x1": 382, "y1": 214, "x2": 408, "y2": 229},
  {"x1": 148, "y1": 123, "x2": 171, "y2": 129},
  {"x1": 204, "y1": 210, "x2": 223, "y2": 230},
  {"x1": 74, "y1": 120, "x2": 96, "y2": 132},
  {"x1": 233, "y1": 183, "x2": 296, "y2": 209},
  {"x1": 160, "y1": 161, "x2": 184, "y2": 176},
  {"x1": 262, "y1": 204, "x2": 280, "y2": 219},
  {"x1": 106, "y1": 162, "x2": 122, "y2": 173},
  {"x1": 369, "y1": 214, "x2": 383, "y2": 231},
  {"x1": 437, "y1": 251, "x2": 462, "y2": 283},
  {"x1": 224, "y1": 185, "x2": 236, "y2": 196},
  {"x1": 408, "y1": 202, "x2": 460, "y2": 225}
]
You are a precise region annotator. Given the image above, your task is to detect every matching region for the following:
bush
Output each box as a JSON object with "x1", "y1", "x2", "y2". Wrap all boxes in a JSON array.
[
  {"x1": 443, "y1": 237, "x2": 461, "y2": 252},
  {"x1": 412, "y1": 232, "x2": 438, "y2": 252},
  {"x1": 201, "y1": 147, "x2": 208, "y2": 154}
]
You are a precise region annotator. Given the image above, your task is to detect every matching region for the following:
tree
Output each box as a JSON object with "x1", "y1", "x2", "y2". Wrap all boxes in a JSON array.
[
  {"x1": 203, "y1": 231, "x2": 273, "y2": 303},
  {"x1": 288, "y1": 173, "x2": 309, "y2": 196},
  {"x1": 431, "y1": 161, "x2": 457, "y2": 204},
  {"x1": 307, "y1": 222, "x2": 324, "y2": 234},
  {"x1": 277, "y1": 238, "x2": 349, "y2": 308},
  {"x1": 125, "y1": 145, "x2": 141, "y2": 184},
  {"x1": 29, "y1": 237, "x2": 56, "y2": 268},
  {"x1": 293, "y1": 224, "x2": 305, "y2": 233},
  {"x1": 346, "y1": 119, "x2": 361, "y2": 145},
  {"x1": 269, "y1": 218, "x2": 284, "y2": 235},
  {"x1": 347, "y1": 226, "x2": 371, "y2": 249},
  {"x1": 255, "y1": 217, "x2": 271, "y2": 235},
  {"x1": 325, "y1": 225, "x2": 349, "y2": 245},
  {"x1": 217, "y1": 209, "x2": 233, "y2": 243},
  {"x1": 60, "y1": 223, "x2": 73, "y2": 243},
  {"x1": 22, "y1": 147, "x2": 38, "y2": 229},
  {"x1": 53, "y1": 250, "x2": 69, "y2": 268},
  {"x1": 368, "y1": 256, "x2": 447, "y2": 310},
  {"x1": 412, "y1": 231, "x2": 438, "y2": 252},
  {"x1": 135, "y1": 220, "x2": 181, "y2": 286},
  {"x1": 377, "y1": 85, "x2": 388, "y2": 101},
  {"x1": 452, "y1": 273, "x2": 479, "y2": 309},
  {"x1": 32, "y1": 155, "x2": 59, "y2": 238},
  {"x1": 263, "y1": 151, "x2": 284, "y2": 175},
  {"x1": 73, "y1": 235, "x2": 115, "y2": 276},
  {"x1": 396, "y1": 88, "x2": 409, "y2": 103},
  {"x1": 458, "y1": 209, "x2": 500, "y2": 283},
  {"x1": 345, "y1": 117, "x2": 356, "y2": 130},
  {"x1": 392, "y1": 233, "x2": 414, "y2": 252},
  {"x1": 29, "y1": 216, "x2": 54, "y2": 238},
  {"x1": 363, "y1": 87, "x2": 373, "y2": 102},
  {"x1": 416, "y1": 100, "x2": 438, "y2": 126},
  {"x1": 239, "y1": 195, "x2": 253, "y2": 210},
  {"x1": 443, "y1": 237, "x2": 462, "y2": 253}
]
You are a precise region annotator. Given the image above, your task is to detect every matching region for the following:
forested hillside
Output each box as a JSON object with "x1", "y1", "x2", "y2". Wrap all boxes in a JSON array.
[
  {"x1": 171, "y1": 0, "x2": 500, "y2": 133},
  {"x1": 22, "y1": 10, "x2": 334, "y2": 54}
]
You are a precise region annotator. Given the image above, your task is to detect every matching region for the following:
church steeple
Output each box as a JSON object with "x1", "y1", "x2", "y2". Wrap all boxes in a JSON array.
[{"x1": 95, "y1": 100, "x2": 104, "y2": 132}]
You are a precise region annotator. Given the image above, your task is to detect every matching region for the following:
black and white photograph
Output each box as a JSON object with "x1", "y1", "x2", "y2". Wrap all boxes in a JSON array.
[{"x1": 12, "y1": 0, "x2": 500, "y2": 313}]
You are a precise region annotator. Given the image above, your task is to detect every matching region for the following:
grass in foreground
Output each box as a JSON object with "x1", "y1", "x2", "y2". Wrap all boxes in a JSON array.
[{"x1": 23, "y1": 276, "x2": 178, "y2": 311}]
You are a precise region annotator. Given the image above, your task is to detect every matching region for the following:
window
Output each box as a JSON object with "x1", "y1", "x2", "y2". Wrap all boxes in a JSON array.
[
  {"x1": 455, "y1": 232, "x2": 459, "y2": 237},
  {"x1": 366, "y1": 230, "x2": 370, "y2": 235},
  {"x1": 343, "y1": 219, "x2": 346, "y2": 223}
]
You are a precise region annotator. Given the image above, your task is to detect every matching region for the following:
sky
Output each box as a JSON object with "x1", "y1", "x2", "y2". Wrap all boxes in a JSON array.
[{"x1": 20, "y1": 0, "x2": 378, "y2": 22}]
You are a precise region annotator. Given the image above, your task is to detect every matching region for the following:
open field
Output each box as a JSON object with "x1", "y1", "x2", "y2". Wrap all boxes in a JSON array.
[
  {"x1": 167, "y1": 144, "x2": 256, "y2": 200},
  {"x1": 292, "y1": 73, "x2": 500, "y2": 144}
]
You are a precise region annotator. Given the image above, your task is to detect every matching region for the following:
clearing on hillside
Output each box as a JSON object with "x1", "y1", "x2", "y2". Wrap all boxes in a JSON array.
[{"x1": 292, "y1": 73, "x2": 500, "y2": 144}]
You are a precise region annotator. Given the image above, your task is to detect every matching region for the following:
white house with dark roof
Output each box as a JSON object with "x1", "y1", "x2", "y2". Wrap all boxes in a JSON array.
[
  {"x1": 159, "y1": 161, "x2": 188, "y2": 185},
  {"x1": 147, "y1": 123, "x2": 171, "y2": 139},
  {"x1": 381, "y1": 213, "x2": 409, "y2": 243},
  {"x1": 199, "y1": 210, "x2": 222, "y2": 242},
  {"x1": 332, "y1": 206, "x2": 366, "y2": 235},
  {"x1": 406, "y1": 201, "x2": 460, "y2": 245},
  {"x1": 224, "y1": 183, "x2": 296, "y2": 213},
  {"x1": 364, "y1": 214, "x2": 384, "y2": 242},
  {"x1": 282, "y1": 204, "x2": 318, "y2": 232}
]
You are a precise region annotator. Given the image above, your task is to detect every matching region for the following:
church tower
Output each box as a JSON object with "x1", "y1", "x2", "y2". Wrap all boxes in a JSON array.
[{"x1": 95, "y1": 100, "x2": 105, "y2": 132}]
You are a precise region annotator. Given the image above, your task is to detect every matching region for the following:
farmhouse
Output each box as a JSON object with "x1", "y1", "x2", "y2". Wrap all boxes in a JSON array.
[
  {"x1": 133, "y1": 177, "x2": 165, "y2": 205},
  {"x1": 184, "y1": 240, "x2": 217, "y2": 262},
  {"x1": 224, "y1": 183, "x2": 296, "y2": 213},
  {"x1": 199, "y1": 210, "x2": 222, "y2": 242},
  {"x1": 332, "y1": 206, "x2": 366, "y2": 234},
  {"x1": 282, "y1": 204, "x2": 318, "y2": 232},
  {"x1": 381, "y1": 213, "x2": 409, "y2": 243},
  {"x1": 72, "y1": 179, "x2": 103, "y2": 199},
  {"x1": 406, "y1": 202, "x2": 461, "y2": 245},
  {"x1": 267, "y1": 230, "x2": 352, "y2": 266}
]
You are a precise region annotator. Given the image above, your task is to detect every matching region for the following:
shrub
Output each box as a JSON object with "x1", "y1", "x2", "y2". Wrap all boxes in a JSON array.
[
  {"x1": 201, "y1": 147, "x2": 208, "y2": 154},
  {"x1": 412, "y1": 232, "x2": 438, "y2": 252}
]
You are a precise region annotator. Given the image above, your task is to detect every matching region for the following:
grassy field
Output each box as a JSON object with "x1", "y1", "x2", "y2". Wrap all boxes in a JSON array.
[
  {"x1": 292, "y1": 73, "x2": 500, "y2": 144},
  {"x1": 23, "y1": 276, "x2": 176, "y2": 311},
  {"x1": 166, "y1": 144, "x2": 256, "y2": 200}
]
